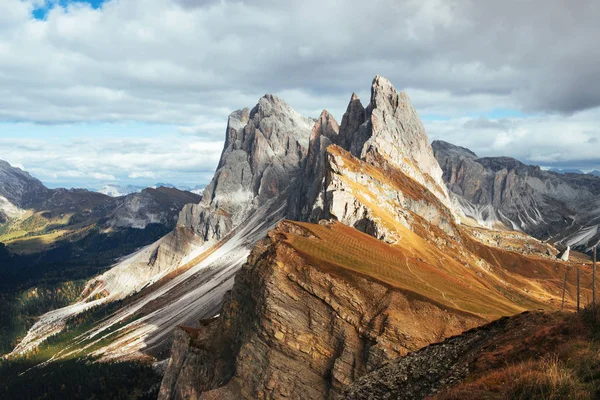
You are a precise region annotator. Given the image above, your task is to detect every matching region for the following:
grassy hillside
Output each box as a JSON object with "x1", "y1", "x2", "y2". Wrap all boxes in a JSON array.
[
  {"x1": 437, "y1": 308, "x2": 600, "y2": 399},
  {"x1": 283, "y1": 220, "x2": 587, "y2": 320}
]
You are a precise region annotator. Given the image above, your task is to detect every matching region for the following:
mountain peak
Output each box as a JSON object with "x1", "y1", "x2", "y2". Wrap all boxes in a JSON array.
[
  {"x1": 312, "y1": 110, "x2": 339, "y2": 141},
  {"x1": 337, "y1": 92, "x2": 367, "y2": 155},
  {"x1": 361, "y1": 76, "x2": 450, "y2": 204},
  {"x1": 0, "y1": 158, "x2": 48, "y2": 208},
  {"x1": 431, "y1": 140, "x2": 478, "y2": 159}
]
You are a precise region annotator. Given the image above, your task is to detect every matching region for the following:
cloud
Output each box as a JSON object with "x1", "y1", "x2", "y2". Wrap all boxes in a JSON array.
[
  {"x1": 0, "y1": 0, "x2": 599, "y2": 185},
  {"x1": 0, "y1": 0, "x2": 598, "y2": 123},
  {"x1": 128, "y1": 171, "x2": 156, "y2": 179},
  {"x1": 425, "y1": 107, "x2": 600, "y2": 170},
  {"x1": 0, "y1": 128, "x2": 223, "y2": 188}
]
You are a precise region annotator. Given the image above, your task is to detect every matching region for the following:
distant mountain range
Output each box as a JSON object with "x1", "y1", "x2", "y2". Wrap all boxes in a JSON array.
[
  {"x1": 98, "y1": 183, "x2": 205, "y2": 197},
  {"x1": 0, "y1": 159, "x2": 202, "y2": 286},
  {"x1": 547, "y1": 167, "x2": 600, "y2": 176},
  {"x1": 433, "y1": 140, "x2": 600, "y2": 250},
  {"x1": 548, "y1": 167, "x2": 585, "y2": 174}
]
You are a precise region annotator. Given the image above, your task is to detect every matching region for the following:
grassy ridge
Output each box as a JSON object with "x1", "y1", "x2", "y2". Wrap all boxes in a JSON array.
[{"x1": 285, "y1": 221, "x2": 532, "y2": 317}]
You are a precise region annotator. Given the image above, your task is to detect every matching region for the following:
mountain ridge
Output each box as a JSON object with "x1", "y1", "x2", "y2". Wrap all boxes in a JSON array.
[{"x1": 433, "y1": 139, "x2": 600, "y2": 250}]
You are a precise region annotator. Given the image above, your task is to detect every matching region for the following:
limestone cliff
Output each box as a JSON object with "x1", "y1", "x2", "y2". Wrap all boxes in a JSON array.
[
  {"x1": 180, "y1": 95, "x2": 314, "y2": 243},
  {"x1": 336, "y1": 76, "x2": 450, "y2": 206},
  {"x1": 159, "y1": 221, "x2": 486, "y2": 400},
  {"x1": 290, "y1": 77, "x2": 458, "y2": 244},
  {"x1": 433, "y1": 140, "x2": 600, "y2": 250}
]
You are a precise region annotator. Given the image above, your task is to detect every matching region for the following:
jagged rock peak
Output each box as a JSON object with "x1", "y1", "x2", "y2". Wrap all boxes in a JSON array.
[
  {"x1": 287, "y1": 110, "x2": 339, "y2": 221},
  {"x1": 362, "y1": 75, "x2": 450, "y2": 204},
  {"x1": 336, "y1": 92, "x2": 367, "y2": 155},
  {"x1": 432, "y1": 140, "x2": 478, "y2": 159},
  {"x1": 0, "y1": 159, "x2": 49, "y2": 208},
  {"x1": 179, "y1": 93, "x2": 314, "y2": 243},
  {"x1": 311, "y1": 109, "x2": 339, "y2": 141}
]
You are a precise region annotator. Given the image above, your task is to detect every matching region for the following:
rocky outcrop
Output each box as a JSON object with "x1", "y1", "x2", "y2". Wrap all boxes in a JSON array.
[
  {"x1": 343, "y1": 316, "x2": 513, "y2": 400},
  {"x1": 559, "y1": 245, "x2": 570, "y2": 261},
  {"x1": 336, "y1": 93, "x2": 367, "y2": 156},
  {"x1": 0, "y1": 160, "x2": 49, "y2": 209},
  {"x1": 311, "y1": 145, "x2": 460, "y2": 244},
  {"x1": 433, "y1": 140, "x2": 600, "y2": 250},
  {"x1": 336, "y1": 77, "x2": 450, "y2": 206},
  {"x1": 287, "y1": 110, "x2": 340, "y2": 221},
  {"x1": 290, "y1": 77, "x2": 458, "y2": 244},
  {"x1": 159, "y1": 221, "x2": 485, "y2": 400},
  {"x1": 180, "y1": 95, "x2": 314, "y2": 243},
  {"x1": 343, "y1": 311, "x2": 588, "y2": 400}
]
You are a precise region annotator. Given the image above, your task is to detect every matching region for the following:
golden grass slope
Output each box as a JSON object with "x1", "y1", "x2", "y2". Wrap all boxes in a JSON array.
[{"x1": 282, "y1": 144, "x2": 597, "y2": 321}]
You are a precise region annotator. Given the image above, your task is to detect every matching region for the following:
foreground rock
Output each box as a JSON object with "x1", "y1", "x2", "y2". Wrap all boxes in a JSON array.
[
  {"x1": 158, "y1": 221, "x2": 487, "y2": 400},
  {"x1": 344, "y1": 310, "x2": 597, "y2": 399}
]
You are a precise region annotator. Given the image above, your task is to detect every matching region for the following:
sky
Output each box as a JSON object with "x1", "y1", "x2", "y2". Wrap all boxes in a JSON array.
[{"x1": 0, "y1": 0, "x2": 599, "y2": 189}]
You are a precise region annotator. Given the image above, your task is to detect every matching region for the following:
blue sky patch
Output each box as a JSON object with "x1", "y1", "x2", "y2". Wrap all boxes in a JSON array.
[{"x1": 32, "y1": 0, "x2": 106, "y2": 20}]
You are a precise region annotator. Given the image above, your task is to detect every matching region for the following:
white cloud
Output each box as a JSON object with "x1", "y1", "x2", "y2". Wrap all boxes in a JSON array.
[
  {"x1": 0, "y1": 0, "x2": 598, "y2": 185},
  {"x1": 128, "y1": 171, "x2": 156, "y2": 179},
  {"x1": 425, "y1": 107, "x2": 600, "y2": 169},
  {"x1": 0, "y1": 131, "x2": 223, "y2": 188}
]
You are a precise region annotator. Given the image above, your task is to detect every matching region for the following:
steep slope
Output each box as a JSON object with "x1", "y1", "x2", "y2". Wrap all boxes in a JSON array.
[
  {"x1": 8, "y1": 94, "x2": 314, "y2": 362},
  {"x1": 291, "y1": 76, "x2": 457, "y2": 243},
  {"x1": 180, "y1": 95, "x2": 314, "y2": 243},
  {"x1": 0, "y1": 160, "x2": 49, "y2": 209},
  {"x1": 335, "y1": 76, "x2": 450, "y2": 206},
  {"x1": 344, "y1": 310, "x2": 600, "y2": 400},
  {"x1": 159, "y1": 219, "x2": 588, "y2": 399},
  {"x1": 158, "y1": 77, "x2": 589, "y2": 399},
  {"x1": 433, "y1": 140, "x2": 600, "y2": 250},
  {"x1": 0, "y1": 173, "x2": 202, "y2": 356}
]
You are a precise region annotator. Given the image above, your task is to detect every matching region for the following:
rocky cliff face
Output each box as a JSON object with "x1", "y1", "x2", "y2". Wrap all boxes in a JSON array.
[
  {"x1": 343, "y1": 310, "x2": 593, "y2": 400},
  {"x1": 433, "y1": 140, "x2": 600, "y2": 250},
  {"x1": 179, "y1": 95, "x2": 314, "y2": 243},
  {"x1": 158, "y1": 221, "x2": 487, "y2": 400},
  {"x1": 287, "y1": 110, "x2": 340, "y2": 221},
  {"x1": 289, "y1": 77, "x2": 457, "y2": 244},
  {"x1": 336, "y1": 77, "x2": 450, "y2": 205},
  {"x1": 0, "y1": 160, "x2": 49, "y2": 220}
]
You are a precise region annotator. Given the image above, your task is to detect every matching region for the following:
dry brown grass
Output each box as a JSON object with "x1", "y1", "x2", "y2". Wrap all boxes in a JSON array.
[
  {"x1": 439, "y1": 356, "x2": 593, "y2": 400},
  {"x1": 283, "y1": 221, "x2": 527, "y2": 318},
  {"x1": 435, "y1": 307, "x2": 600, "y2": 400}
]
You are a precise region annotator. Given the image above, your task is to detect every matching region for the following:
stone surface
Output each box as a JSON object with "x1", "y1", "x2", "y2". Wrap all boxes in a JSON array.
[
  {"x1": 433, "y1": 140, "x2": 600, "y2": 250},
  {"x1": 287, "y1": 110, "x2": 340, "y2": 221},
  {"x1": 0, "y1": 159, "x2": 49, "y2": 209},
  {"x1": 360, "y1": 76, "x2": 450, "y2": 205},
  {"x1": 159, "y1": 221, "x2": 485, "y2": 400},
  {"x1": 183, "y1": 95, "x2": 314, "y2": 244}
]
